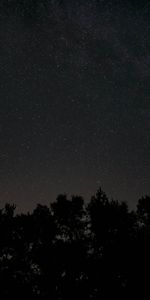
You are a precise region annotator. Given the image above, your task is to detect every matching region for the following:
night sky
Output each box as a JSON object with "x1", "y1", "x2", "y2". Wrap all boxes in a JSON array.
[{"x1": 0, "y1": 0, "x2": 150, "y2": 212}]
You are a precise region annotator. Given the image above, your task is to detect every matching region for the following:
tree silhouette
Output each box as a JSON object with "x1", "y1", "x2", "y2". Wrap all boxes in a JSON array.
[{"x1": 0, "y1": 188, "x2": 150, "y2": 298}]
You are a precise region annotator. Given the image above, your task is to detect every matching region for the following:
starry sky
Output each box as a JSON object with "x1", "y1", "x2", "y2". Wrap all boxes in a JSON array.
[{"x1": 0, "y1": 0, "x2": 150, "y2": 212}]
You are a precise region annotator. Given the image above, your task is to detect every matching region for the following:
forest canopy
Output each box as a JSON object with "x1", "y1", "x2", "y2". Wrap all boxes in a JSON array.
[{"x1": 0, "y1": 187, "x2": 150, "y2": 298}]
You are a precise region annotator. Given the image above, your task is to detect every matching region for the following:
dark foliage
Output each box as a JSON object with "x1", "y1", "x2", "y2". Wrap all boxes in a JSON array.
[{"x1": 0, "y1": 188, "x2": 150, "y2": 298}]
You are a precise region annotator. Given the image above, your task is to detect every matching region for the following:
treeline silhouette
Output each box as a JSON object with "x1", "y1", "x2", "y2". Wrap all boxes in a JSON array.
[{"x1": 0, "y1": 187, "x2": 150, "y2": 299}]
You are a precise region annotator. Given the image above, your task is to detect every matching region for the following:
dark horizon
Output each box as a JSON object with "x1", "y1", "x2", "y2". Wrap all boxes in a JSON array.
[{"x1": 0, "y1": 185, "x2": 149, "y2": 214}]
